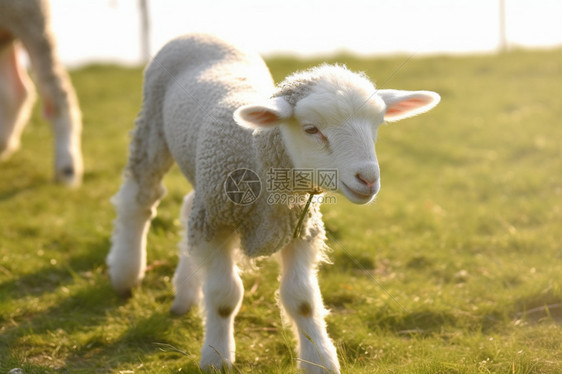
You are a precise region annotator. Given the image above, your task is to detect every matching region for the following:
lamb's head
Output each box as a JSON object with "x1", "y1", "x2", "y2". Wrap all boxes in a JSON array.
[{"x1": 234, "y1": 64, "x2": 440, "y2": 204}]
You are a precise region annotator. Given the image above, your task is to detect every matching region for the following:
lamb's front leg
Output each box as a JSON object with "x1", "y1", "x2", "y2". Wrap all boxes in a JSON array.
[
  {"x1": 19, "y1": 26, "x2": 83, "y2": 186},
  {"x1": 279, "y1": 240, "x2": 340, "y2": 374},
  {"x1": 192, "y1": 230, "x2": 244, "y2": 370}
]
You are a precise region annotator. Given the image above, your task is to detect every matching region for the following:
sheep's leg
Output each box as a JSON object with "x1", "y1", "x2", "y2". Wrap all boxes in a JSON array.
[
  {"x1": 107, "y1": 113, "x2": 173, "y2": 296},
  {"x1": 189, "y1": 229, "x2": 243, "y2": 370},
  {"x1": 0, "y1": 39, "x2": 35, "y2": 161},
  {"x1": 18, "y1": 23, "x2": 83, "y2": 186},
  {"x1": 279, "y1": 240, "x2": 340, "y2": 374},
  {"x1": 107, "y1": 177, "x2": 160, "y2": 296},
  {"x1": 170, "y1": 191, "x2": 202, "y2": 315}
]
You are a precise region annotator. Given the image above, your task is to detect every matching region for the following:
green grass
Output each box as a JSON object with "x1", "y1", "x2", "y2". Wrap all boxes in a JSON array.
[{"x1": 1, "y1": 49, "x2": 562, "y2": 373}]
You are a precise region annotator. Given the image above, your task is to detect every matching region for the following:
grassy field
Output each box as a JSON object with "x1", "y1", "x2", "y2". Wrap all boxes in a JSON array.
[{"x1": 1, "y1": 48, "x2": 561, "y2": 373}]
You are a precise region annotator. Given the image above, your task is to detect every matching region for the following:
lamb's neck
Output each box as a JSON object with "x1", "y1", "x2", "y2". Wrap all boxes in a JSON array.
[
  {"x1": 252, "y1": 128, "x2": 312, "y2": 210},
  {"x1": 238, "y1": 127, "x2": 314, "y2": 257},
  {"x1": 253, "y1": 127, "x2": 295, "y2": 177}
]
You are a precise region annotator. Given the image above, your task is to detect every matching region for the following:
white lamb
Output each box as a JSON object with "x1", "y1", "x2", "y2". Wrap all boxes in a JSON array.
[
  {"x1": 0, "y1": 0, "x2": 82, "y2": 186},
  {"x1": 107, "y1": 33, "x2": 440, "y2": 373}
]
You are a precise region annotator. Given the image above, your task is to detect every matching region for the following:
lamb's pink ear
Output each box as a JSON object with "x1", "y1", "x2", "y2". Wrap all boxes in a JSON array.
[
  {"x1": 378, "y1": 89, "x2": 440, "y2": 122},
  {"x1": 233, "y1": 97, "x2": 293, "y2": 130}
]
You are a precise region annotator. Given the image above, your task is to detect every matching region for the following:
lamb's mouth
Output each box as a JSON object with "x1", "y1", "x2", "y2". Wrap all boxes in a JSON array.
[{"x1": 340, "y1": 182, "x2": 376, "y2": 203}]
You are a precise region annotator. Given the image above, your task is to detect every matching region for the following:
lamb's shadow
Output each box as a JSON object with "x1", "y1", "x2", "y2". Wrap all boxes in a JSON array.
[
  {"x1": 0, "y1": 237, "x2": 110, "y2": 300},
  {"x1": 0, "y1": 234, "x2": 201, "y2": 371},
  {"x1": 0, "y1": 279, "x2": 128, "y2": 358},
  {"x1": 63, "y1": 310, "x2": 201, "y2": 370},
  {"x1": 0, "y1": 177, "x2": 44, "y2": 202},
  {"x1": 0, "y1": 237, "x2": 125, "y2": 356}
]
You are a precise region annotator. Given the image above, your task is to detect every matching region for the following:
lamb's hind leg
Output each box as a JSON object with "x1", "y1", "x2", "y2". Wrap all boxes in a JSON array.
[
  {"x1": 170, "y1": 191, "x2": 202, "y2": 315},
  {"x1": 106, "y1": 112, "x2": 173, "y2": 297},
  {"x1": 0, "y1": 39, "x2": 35, "y2": 161},
  {"x1": 279, "y1": 239, "x2": 340, "y2": 374}
]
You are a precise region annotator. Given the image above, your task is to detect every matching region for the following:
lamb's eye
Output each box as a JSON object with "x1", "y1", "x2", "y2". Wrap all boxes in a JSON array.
[{"x1": 304, "y1": 126, "x2": 319, "y2": 135}]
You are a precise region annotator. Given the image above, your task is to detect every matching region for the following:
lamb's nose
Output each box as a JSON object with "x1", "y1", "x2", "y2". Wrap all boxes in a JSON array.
[{"x1": 355, "y1": 173, "x2": 377, "y2": 188}]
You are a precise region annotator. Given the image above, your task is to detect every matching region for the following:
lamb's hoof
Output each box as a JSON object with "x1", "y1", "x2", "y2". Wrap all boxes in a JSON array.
[
  {"x1": 109, "y1": 279, "x2": 136, "y2": 299},
  {"x1": 170, "y1": 300, "x2": 192, "y2": 316},
  {"x1": 55, "y1": 165, "x2": 81, "y2": 187},
  {"x1": 170, "y1": 291, "x2": 200, "y2": 315},
  {"x1": 200, "y1": 344, "x2": 233, "y2": 372},
  {"x1": 116, "y1": 287, "x2": 133, "y2": 299},
  {"x1": 200, "y1": 358, "x2": 231, "y2": 373},
  {"x1": 170, "y1": 304, "x2": 186, "y2": 316}
]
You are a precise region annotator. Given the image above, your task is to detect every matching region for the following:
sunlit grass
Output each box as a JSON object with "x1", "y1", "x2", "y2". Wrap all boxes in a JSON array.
[{"x1": 1, "y1": 48, "x2": 561, "y2": 372}]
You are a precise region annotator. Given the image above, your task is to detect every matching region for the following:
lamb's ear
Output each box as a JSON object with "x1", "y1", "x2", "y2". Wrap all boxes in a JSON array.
[
  {"x1": 233, "y1": 97, "x2": 293, "y2": 130},
  {"x1": 378, "y1": 89, "x2": 440, "y2": 122}
]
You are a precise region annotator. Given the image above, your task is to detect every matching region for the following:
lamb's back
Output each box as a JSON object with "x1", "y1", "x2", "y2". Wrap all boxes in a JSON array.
[{"x1": 145, "y1": 33, "x2": 273, "y2": 185}]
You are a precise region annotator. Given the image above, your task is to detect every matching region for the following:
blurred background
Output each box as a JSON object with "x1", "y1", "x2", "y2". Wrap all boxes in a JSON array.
[
  {"x1": 2, "y1": 0, "x2": 562, "y2": 372},
  {"x1": 49, "y1": 0, "x2": 562, "y2": 66}
]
